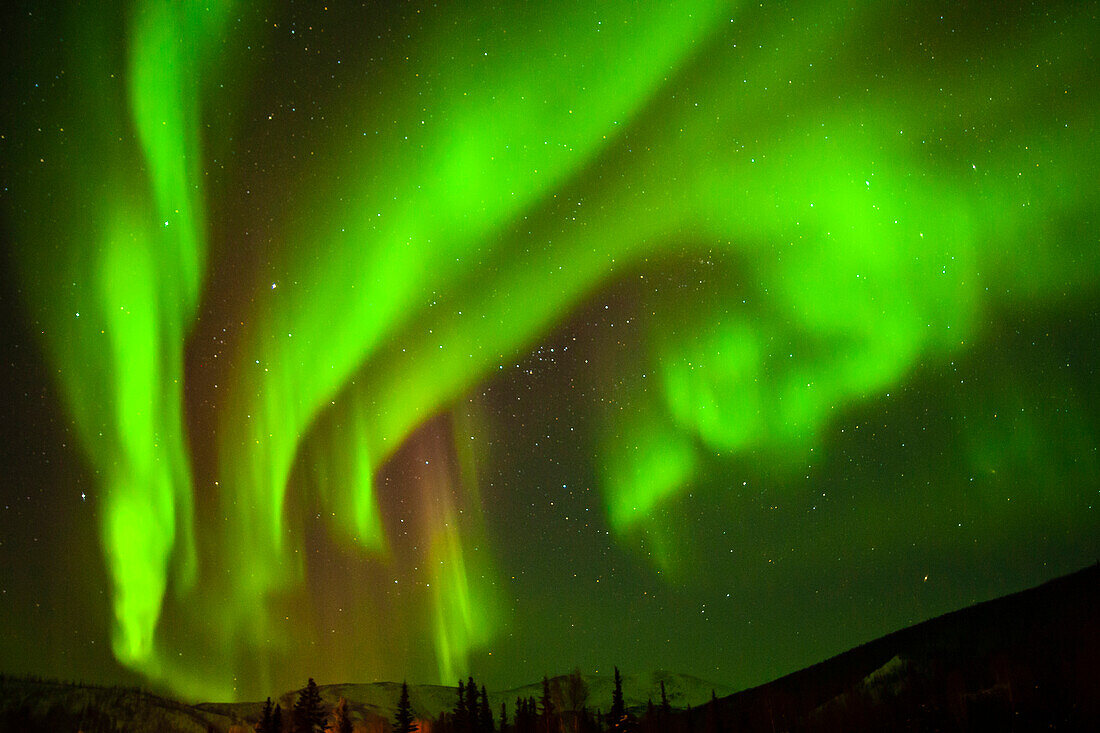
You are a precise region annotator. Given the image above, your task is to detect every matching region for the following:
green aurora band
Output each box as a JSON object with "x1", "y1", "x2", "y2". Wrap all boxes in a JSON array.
[{"x1": 4, "y1": 0, "x2": 1097, "y2": 700}]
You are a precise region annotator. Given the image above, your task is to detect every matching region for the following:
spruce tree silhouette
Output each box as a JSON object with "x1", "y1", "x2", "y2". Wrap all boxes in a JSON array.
[
  {"x1": 455, "y1": 679, "x2": 469, "y2": 733},
  {"x1": 499, "y1": 701, "x2": 509, "y2": 733},
  {"x1": 609, "y1": 668, "x2": 625, "y2": 732},
  {"x1": 292, "y1": 678, "x2": 325, "y2": 733},
  {"x1": 257, "y1": 696, "x2": 274, "y2": 733},
  {"x1": 514, "y1": 697, "x2": 527, "y2": 733},
  {"x1": 393, "y1": 681, "x2": 417, "y2": 733},
  {"x1": 539, "y1": 676, "x2": 553, "y2": 733},
  {"x1": 273, "y1": 703, "x2": 283, "y2": 733},
  {"x1": 465, "y1": 676, "x2": 480, "y2": 733},
  {"x1": 704, "y1": 689, "x2": 719, "y2": 733},
  {"x1": 478, "y1": 684, "x2": 494, "y2": 733}
]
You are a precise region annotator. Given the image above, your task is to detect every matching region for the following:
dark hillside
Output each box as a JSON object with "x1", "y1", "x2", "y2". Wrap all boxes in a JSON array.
[
  {"x1": 673, "y1": 563, "x2": 1100, "y2": 732},
  {"x1": 0, "y1": 675, "x2": 241, "y2": 732}
]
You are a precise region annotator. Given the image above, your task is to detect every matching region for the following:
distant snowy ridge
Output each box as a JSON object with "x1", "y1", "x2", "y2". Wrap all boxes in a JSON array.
[{"x1": 198, "y1": 670, "x2": 733, "y2": 725}]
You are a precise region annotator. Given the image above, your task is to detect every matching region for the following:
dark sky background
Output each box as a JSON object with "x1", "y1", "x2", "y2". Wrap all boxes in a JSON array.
[{"x1": 1, "y1": 0, "x2": 1097, "y2": 703}]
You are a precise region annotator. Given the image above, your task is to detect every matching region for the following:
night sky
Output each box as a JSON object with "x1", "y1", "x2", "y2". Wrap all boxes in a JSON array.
[{"x1": 1, "y1": 0, "x2": 1098, "y2": 704}]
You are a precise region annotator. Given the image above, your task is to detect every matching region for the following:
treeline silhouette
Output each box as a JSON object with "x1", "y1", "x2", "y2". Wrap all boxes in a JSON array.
[
  {"x1": 431, "y1": 669, "x2": 611, "y2": 733},
  {"x1": 263, "y1": 667, "x2": 709, "y2": 733}
]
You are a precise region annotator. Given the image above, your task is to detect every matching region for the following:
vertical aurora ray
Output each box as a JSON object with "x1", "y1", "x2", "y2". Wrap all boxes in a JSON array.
[
  {"x1": 3, "y1": 0, "x2": 1097, "y2": 699},
  {"x1": 7, "y1": 0, "x2": 237, "y2": 695},
  {"x1": 103, "y1": 0, "x2": 236, "y2": 674},
  {"x1": 426, "y1": 498, "x2": 499, "y2": 684}
]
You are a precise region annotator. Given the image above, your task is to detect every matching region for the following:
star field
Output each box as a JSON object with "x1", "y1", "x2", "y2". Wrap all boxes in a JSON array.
[{"x1": 0, "y1": 0, "x2": 1098, "y2": 703}]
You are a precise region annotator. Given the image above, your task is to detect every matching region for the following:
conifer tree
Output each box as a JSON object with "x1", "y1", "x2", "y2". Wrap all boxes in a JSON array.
[
  {"x1": 515, "y1": 696, "x2": 538, "y2": 733},
  {"x1": 514, "y1": 697, "x2": 526, "y2": 733},
  {"x1": 479, "y1": 684, "x2": 495, "y2": 733},
  {"x1": 609, "y1": 668, "x2": 625, "y2": 732},
  {"x1": 257, "y1": 696, "x2": 274, "y2": 733},
  {"x1": 499, "y1": 701, "x2": 508, "y2": 733},
  {"x1": 455, "y1": 679, "x2": 470, "y2": 733},
  {"x1": 293, "y1": 678, "x2": 325, "y2": 733},
  {"x1": 539, "y1": 676, "x2": 552, "y2": 733},
  {"x1": 703, "y1": 689, "x2": 719, "y2": 733},
  {"x1": 273, "y1": 703, "x2": 283, "y2": 733},
  {"x1": 466, "y1": 676, "x2": 480, "y2": 732},
  {"x1": 394, "y1": 681, "x2": 418, "y2": 733}
]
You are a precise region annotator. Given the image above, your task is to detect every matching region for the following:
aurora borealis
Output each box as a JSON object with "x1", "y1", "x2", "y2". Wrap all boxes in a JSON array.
[{"x1": 1, "y1": 0, "x2": 1098, "y2": 704}]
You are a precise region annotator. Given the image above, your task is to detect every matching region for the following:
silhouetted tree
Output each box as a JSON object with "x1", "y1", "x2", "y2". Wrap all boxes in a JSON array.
[
  {"x1": 293, "y1": 678, "x2": 325, "y2": 733},
  {"x1": 609, "y1": 668, "x2": 625, "y2": 731},
  {"x1": 659, "y1": 681, "x2": 670, "y2": 723},
  {"x1": 394, "y1": 682, "x2": 417, "y2": 733},
  {"x1": 273, "y1": 703, "x2": 283, "y2": 733},
  {"x1": 515, "y1": 696, "x2": 538, "y2": 733},
  {"x1": 478, "y1": 684, "x2": 494, "y2": 733},
  {"x1": 540, "y1": 676, "x2": 553, "y2": 733},
  {"x1": 455, "y1": 679, "x2": 470, "y2": 733},
  {"x1": 467, "y1": 677, "x2": 480, "y2": 727},
  {"x1": 513, "y1": 697, "x2": 527, "y2": 733},
  {"x1": 704, "y1": 690, "x2": 719, "y2": 733},
  {"x1": 500, "y1": 701, "x2": 509, "y2": 733},
  {"x1": 257, "y1": 696, "x2": 274, "y2": 733}
]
